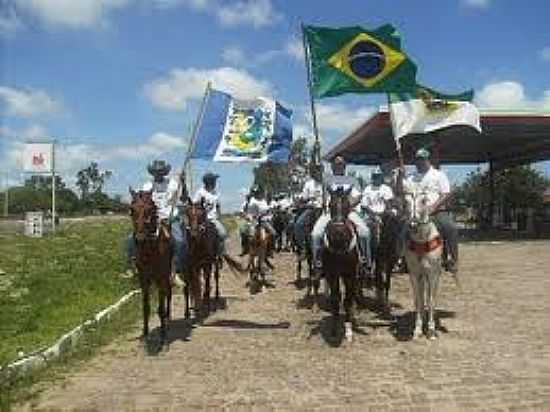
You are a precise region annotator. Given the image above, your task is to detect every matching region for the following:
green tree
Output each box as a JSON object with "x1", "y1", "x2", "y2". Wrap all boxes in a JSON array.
[
  {"x1": 252, "y1": 137, "x2": 312, "y2": 196},
  {"x1": 454, "y1": 165, "x2": 549, "y2": 226},
  {"x1": 76, "y1": 162, "x2": 112, "y2": 200}
]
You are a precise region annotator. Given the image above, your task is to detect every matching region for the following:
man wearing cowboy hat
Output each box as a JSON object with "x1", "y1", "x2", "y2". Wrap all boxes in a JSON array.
[
  {"x1": 192, "y1": 171, "x2": 227, "y2": 255},
  {"x1": 239, "y1": 184, "x2": 276, "y2": 256},
  {"x1": 127, "y1": 159, "x2": 187, "y2": 276},
  {"x1": 311, "y1": 155, "x2": 372, "y2": 272},
  {"x1": 400, "y1": 148, "x2": 459, "y2": 275}
]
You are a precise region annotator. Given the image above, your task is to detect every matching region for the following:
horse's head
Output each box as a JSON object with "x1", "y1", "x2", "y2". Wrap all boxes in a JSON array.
[
  {"x1": 185, "y1": 200, "x2": 207, "y2": 240},
  {"x1": 405, "y1": 190, "x2": 433, "y2": 236},
  {"x1": 326, "y1": 186, "x2": 355, "y2": 255},
  {"x1": 328, "y1": 186, "x2": 352, "y2": 223},
  {"x1": 129, "y1": 187, "x2": 158, "y2": 242}
]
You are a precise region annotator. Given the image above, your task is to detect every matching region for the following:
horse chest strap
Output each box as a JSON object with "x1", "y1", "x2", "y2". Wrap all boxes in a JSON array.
[{"x1": 408, "y1": 236, "x2": 442, "y2": 255}]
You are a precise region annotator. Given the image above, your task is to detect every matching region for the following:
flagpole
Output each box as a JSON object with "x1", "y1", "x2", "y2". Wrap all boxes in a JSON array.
[
  {"x1": 51, "y1": 140, "x2": 56, "y2": 234},
  {"x1": 168, "y1": 81, "x2": 211, "y2": 220},
  {"x1": 301, "y1": 23, "x2": 326, "y2": 208}
]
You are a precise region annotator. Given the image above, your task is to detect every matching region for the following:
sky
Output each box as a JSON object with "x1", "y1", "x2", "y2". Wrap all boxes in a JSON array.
[{"x1": 1, "y1": 0, "x2": 550, "y2": 210}]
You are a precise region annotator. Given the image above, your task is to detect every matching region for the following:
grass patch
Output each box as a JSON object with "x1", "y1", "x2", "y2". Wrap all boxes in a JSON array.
[
  {"x1": 0, "y1": 218, "x2": 136, "y2": 367},
  {"x1": 0, "y1": 297, "x2": 140, "y2": 411}
]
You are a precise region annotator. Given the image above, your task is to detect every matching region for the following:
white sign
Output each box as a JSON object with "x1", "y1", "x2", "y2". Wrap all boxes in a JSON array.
[{"x1": 22, "y1": 143, "x2": 53, "y2": 173}]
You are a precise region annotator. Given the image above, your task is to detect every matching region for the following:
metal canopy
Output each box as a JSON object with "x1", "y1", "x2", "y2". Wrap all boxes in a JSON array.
[{"x1": 324, "y1": 109, "x2": 550, "y2": 169}]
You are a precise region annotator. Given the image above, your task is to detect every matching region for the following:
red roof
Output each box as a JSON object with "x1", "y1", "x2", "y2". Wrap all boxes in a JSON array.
[{"x1": 324, "y1": 110, "x2": 550, "y2": 168}]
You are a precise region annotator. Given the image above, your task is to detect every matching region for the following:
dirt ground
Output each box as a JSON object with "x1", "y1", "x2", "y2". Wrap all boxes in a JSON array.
[{"x1": 18, "y1": 237, "x2": 550, "y2": 411}]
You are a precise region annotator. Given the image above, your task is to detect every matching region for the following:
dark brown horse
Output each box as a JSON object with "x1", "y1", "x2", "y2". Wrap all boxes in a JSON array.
[
  {"x1": 373, "y1": 201, "x2": 404, "y2": 308},
  {"x1": 321, "y1": 187, "x2": 359, "y2": 342},
  {"x1": 184, "y1": 200, "x2": 245, "y2": 318},
  {"x1": 272, "y1": 207, "x2": 290, "y2": 252},
  {"x1": 129, "y1": 189, "x2": 172, "y2": 344}
]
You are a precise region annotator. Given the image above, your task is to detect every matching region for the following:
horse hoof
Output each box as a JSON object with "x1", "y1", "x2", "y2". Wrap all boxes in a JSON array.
[
  {"x1": 427, "y1": 330, "x2": 437, "y2": 340},
  {"x1": 413, "y1": 328, "x2": 423, "y2": 340}
]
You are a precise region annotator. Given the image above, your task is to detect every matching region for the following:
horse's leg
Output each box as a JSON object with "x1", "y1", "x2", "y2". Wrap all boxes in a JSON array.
[
  {"x1": 142, "y1": 280, "x2": 150, "y2": 338},
  {"x1": 427, "y1": 263, "x2": 441, "y2": 339},
  {"x1": 157, "y1": 287, "x2": 167, "y2": 343},
  {"x1": 184, "y1": 272, "x2": 190, "y2": 319},
  {"x1": 343, "y1": 273, "x2": 355, "y2": 342},
  {"x1": 204, "y1": 265, "x2": 212, "y2": 314},
  {"x1": 215, "y1": 258, "x2": 220, "y2": 302},
  {"x1": 408, "y1": 267, "x2": 422, "y2": 339},
  {"x1": 330, "y1": 275, "x2": 340, "y2": 338}
]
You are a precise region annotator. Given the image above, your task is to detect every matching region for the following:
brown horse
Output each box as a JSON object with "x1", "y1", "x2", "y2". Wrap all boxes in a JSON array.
[
  {"x1": 372, "y1": 200, "x2": 404, "y2": 309},
  {"x1": 129, "y1": 189, "x2": 172, "y2": 344},
  {"x1": 184, "y1": 200, "x2": 245, "y2": 318},
  {"x1": 321, "y1": 187, "x2": 360, "y2": 342},
  {"x1": 246, "y1": 214, "x2": 274, "y2": 293}
]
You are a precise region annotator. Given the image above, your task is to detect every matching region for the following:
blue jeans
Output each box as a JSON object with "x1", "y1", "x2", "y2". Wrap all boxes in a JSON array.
[
  {"x1": 210, "y1": 218, "x2": 227, "y2": 254},
  {"x1": 127, "y1": 217, "x2": 187, "y2": 273},
  {"x1": 294, "y1": 208, "x2": 313, "y2": 250}
]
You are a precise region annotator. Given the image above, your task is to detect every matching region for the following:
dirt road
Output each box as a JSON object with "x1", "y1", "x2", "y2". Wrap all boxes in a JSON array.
[{"x1": 20, "y1": 239, "x2": 550, "y2": 411}]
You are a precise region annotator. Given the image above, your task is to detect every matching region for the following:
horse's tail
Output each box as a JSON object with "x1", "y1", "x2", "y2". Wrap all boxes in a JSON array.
[{"x1": 222, "y1": 253, "x2": 247, "y2": 275}]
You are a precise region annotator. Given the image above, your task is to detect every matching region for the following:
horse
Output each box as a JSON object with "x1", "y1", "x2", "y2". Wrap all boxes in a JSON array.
[
  {"x1": 272, "y1": 206, "x2": 290, "y2": 252},
  {"x1": 246, "y1": 213, "x2": 274, "y2": 293},
  {"x1": 371, "y1": 199, "x2": 404, "y2": 308},
  {"x1": 129, "y1": 189, "x2": 172, "y2": 344},
  {"x1": 321, "y1": 187, "x2": 360, "y2": 342},
  {"x1": 184, "y1": 200, "x2": 245, "y2": 318},
  {"x1": 403, "y1": 190, "x2": 443, "y2": 340},
  {"x1": 295, "y1": 205, "x2": 322, "y2": 296}
]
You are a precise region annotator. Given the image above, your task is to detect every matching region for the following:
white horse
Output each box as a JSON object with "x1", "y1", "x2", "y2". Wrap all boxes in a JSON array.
[{"x1": 403, "y1": 190, "x2": 443, "y2": 340}]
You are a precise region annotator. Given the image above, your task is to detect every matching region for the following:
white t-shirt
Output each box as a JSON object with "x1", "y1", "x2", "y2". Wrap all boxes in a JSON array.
[
  {"x1": 300, "y1": 178, "x2": 323, "y2": 208},
  {"x1": 362, "y1": 184, "x2": 394, "y2": 214},
  {"x1": 142, "y1": 178, "x2": 179, "y2": 220},
  {"x1": 193, "y1": 187, "x2": 220, "y2": 220},
  {"x1": 404, "y1": 166, "x2": 450, "y2": 208},
  {"x1": 277, "y1": 197, "x2": 292, "y2": 211},
  {"x1": 243, "y1": 197, "x2": 270, "y2": 220}
]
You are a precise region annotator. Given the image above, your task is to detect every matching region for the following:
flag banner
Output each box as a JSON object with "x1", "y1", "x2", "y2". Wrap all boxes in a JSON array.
[
  {"x1": 191, "y1": 88, "x2": 293, "y2": 163},
  {"x1": 304, "y1": 24, "x2": 417, "y2": 98},
  {"x1": 389, "y1": 85, "x2": 482, "y2": 142},
  {"x1": 22, "y1": 143, "x2": 53, "y2": 173}
]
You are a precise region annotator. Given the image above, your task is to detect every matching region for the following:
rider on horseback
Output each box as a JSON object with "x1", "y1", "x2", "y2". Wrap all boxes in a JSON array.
[
  {"x1": 126, "y1": 159, "x2": 187, "y2": 276},
  {"x1": 312, "y1": 155, "x2": 372, "y2": 274},
  {"x1": 239, "y1": 185, "x2": 276, "y2": 256},
  {"x1": 361, "y1": 167, "x2": 395, "y2": 251},
  {"x1": 294, "y1": 162, "x2": 323, "y2": 257},
  {"x1": 399, "y1": 148, "x2": 459, "y2": 276},
  {"x1": 192, "y1": 172, "x2": 227, "y2": 255}
]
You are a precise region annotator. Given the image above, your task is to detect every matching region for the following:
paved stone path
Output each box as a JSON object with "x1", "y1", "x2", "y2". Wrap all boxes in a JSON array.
[{"x1": 20, "y1": 239, "x2": 550, "y2": 411}]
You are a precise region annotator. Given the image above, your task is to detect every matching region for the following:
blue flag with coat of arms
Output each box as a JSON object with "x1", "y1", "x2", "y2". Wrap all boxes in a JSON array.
[{"x1": 191, "y1": 88, "x2": 293, "y2": 163}]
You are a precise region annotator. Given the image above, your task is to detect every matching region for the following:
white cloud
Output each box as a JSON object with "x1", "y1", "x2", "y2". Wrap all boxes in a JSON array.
[
  {"x1": 14, "y1": 0, "x2": 129, "y2": 29},
  {"x1": 216, "y1": 0, "x2": 282, "y2": 28},
  {"x1": 221, "y1": 38, "x2": 304, "y2": 68},
  {"x1": 462, "y1": 0, "x2": 491, "y2": 8},
  {"x1": 285, "y1": 37, "x2": 304, "y2": 61},
  {"x1": 222, "y1": 46, "x2": 247, "y2": 66},
  {"x1": 539, "y1": 47, "x2": 550, "y2": 62},
  {"x1": 144, "y1": 66, "x2": 273, "y2": 111},
  {"x1": 476, "y1": 81, "x2": 550, "y2": 110},
  {"x1": 0, "y1": 86, "x2": 63, "y2": 117},
  {"x1": 316, "y1": 103, "x2": 376, "y2": 133},
  {"x1": 0, "y1": 5, "x2": 23, "y2": 37}
]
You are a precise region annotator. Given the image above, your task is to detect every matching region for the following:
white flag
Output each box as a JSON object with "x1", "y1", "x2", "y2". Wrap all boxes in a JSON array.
[{"x1": 22, "y1": 143, "x2": 53, "y2": 173}]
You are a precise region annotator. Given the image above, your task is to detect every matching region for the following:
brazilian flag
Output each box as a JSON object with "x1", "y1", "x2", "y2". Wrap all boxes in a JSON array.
[{"x1": 304, "y1": 24, "x2": 417, "y2": 98}]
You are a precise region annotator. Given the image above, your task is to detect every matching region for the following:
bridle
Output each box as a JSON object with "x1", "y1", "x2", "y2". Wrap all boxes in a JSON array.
[{"x1": 130, "y1": 191, "x2": 159, "y2": 243}]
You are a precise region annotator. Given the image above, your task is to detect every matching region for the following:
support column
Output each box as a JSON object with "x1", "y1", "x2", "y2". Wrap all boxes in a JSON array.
[{"x1": 489, "y1": 159, "x2": 495, "y2": 228}]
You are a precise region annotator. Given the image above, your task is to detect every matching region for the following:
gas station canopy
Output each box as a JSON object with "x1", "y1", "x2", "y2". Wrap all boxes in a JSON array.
[{"x1": 324, "y1": 109, "x2": 550, "y2": 169}]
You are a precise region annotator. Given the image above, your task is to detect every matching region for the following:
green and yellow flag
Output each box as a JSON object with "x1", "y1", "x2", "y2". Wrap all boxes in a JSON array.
[{"x1": 304, "y1": 24, "x2": 417, "y2": 98}]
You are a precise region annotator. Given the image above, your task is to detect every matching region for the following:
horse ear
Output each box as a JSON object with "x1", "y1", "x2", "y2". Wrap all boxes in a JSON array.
[
  {"x1": 201, "y1": 197, "x2": 205, "y2": 208},
  {"x1": 129, "y1": 186, "x2": 136, "y2": 198}
]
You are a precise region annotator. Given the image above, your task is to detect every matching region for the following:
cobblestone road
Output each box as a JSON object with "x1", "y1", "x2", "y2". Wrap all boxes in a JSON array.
[{"x1": 20, "y1": 239, "x2": 550, "y2": 411}]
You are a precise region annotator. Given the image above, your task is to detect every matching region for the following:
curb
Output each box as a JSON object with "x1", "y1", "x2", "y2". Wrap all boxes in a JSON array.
[{"x1": 0, "y1": 289, "x2": 140, "y2": 384}]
